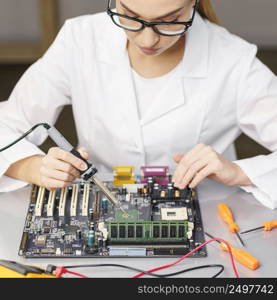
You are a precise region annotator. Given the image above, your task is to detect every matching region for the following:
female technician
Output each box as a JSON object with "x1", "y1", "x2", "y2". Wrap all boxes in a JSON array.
[{"x1": 0, "y1": 0, "x2": 277, "y2": 209}]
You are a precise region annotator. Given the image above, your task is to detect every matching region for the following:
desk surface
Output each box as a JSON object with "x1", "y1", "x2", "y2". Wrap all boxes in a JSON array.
[{"x1": 0, "y1": 180, "x2": 276, "y2": 278}]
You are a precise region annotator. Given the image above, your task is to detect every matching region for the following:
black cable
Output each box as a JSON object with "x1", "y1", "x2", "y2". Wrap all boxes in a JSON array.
[
  {"x1": 62, "y1": 263, "x2": 224, "y2": 278},
  {"x1": 0, "y1": 123, "x2": 50, "y2": 152},
  {"x1": 161, "y1": 264, "x2": 224, "y2": 278}
]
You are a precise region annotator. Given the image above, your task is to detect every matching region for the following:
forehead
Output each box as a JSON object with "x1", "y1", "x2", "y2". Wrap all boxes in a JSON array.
[{"x1": 116, "y1": 0, "x2": 190, "y2": 18}]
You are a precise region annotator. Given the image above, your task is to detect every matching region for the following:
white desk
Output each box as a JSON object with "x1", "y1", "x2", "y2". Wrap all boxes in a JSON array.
[{"x1": 0, "y1": 180, "x2": 276, "y2": 278}]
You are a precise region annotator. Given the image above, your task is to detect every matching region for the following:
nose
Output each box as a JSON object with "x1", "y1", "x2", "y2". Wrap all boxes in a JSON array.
[{"x1": 138, "y1": 27, "x2": 160, "y2": 48}]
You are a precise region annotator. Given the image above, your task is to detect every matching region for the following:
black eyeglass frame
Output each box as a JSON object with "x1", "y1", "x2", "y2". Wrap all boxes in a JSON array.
[{"x1": 107, "y1": 0, "x2": 199, "y2": 37}]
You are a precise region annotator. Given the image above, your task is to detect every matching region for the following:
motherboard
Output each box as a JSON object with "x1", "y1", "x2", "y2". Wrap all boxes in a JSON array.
[{"x1": 19, "y1": 168, "x2": 206, "y2": 258}]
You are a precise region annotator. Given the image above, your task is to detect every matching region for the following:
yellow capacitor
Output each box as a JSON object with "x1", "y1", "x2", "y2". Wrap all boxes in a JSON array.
[
  {"x1": 175, "y1": 190, "x2": 180, "y2": 197},
  {"x1": 160, "y1": 191, "x2": 166, "y2": 197},
  {"x1": 113, "y1": 166, "x2": 135, "y2": 187}
]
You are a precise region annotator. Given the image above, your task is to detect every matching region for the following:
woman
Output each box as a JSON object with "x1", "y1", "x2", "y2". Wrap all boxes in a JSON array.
[{"x1": 0, "y1": 0, "x2": 277, "y2": 209}]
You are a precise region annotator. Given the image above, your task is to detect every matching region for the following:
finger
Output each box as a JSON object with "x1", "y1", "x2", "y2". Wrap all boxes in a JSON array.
[
  {"x1": 49, "y1": 147, "x2": 87, "y2": 171},
  {"x1": 183, "y1": 143, "x2": 207, "y2": 162},
  {"x1": 172, "y1": 163, "x2": 190, "y2": 186},
  {"x1": 41, "y1": 167, "x2": 76, "y2": 183},
  {"x1": 44, "y1": 156, "x2": 80, "y2": 178},
  {"x1": 178, "y1": 159, "x2": 208, "y2": 189},
  {"x1": 41, "y1": 177, "x2": 71, "y2": 190},
  {"x1": 173, "y1": 147, "x2": 206, "y2": 184},
  {"x1": 173, "y1": 153, "x2": 184, "y2": 163},
  {"x1": 172, "y1": 144, "x2": 211, "y2": 185},
  {"x1": 77, "y1": 147, "x2": 89, "y2": 160},
  {"x1": 189, "y1": 165, "x2": 215, "y2": 188}
]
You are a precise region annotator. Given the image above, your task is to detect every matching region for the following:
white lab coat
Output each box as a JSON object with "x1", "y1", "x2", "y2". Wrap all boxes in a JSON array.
[{"x1": 0, "y1": 12, "x2": 277, "y2": 209}]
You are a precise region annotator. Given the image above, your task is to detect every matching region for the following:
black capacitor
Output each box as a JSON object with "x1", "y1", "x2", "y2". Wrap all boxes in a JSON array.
[
  {"x1": 89, "y1": 208, "x2": 93, "y2": 220},
  {"x1": 138, "y1": 188, "x2": 143, "y2": 195},
  {"x1": 153, "y1": 186, "x2": 160, "y2": 198},
  {"x1": 77, "y1": 230, "x2": 82, "y2": 239},
  {"x1": 122, "y1": 188, "x2": 127, "y2": 195},
  {"x1": 147, "y1": 178, "x2": 154, "y2": 194},
  {"x1": 167, "y1": 186, "x2": 174, "y2": 198},
  {"x1": 98, "y1": 239, "x2": 103, "y2": 248}
]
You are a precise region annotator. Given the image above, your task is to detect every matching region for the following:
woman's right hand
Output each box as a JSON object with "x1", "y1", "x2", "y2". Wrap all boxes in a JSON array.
[{"x1": 39, "y1": 147, "x2": 89, "y2": 190}]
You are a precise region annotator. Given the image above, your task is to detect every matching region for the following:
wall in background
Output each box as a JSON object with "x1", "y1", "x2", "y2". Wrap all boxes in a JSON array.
[{"x1": 0, "y1": 0, "x2": 276, "y2": 48}]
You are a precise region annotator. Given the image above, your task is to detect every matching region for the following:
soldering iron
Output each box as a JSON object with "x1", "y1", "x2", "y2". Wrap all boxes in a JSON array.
[{"x1": 0, "y1": 122, "x2": 126, "y2": 213}]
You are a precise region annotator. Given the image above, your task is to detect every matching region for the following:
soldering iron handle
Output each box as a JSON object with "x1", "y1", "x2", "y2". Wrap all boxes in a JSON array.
[
  {"x1": 70, "y1": 148, "x2": 91, "y2": 169},
  {"x1": 47, "y1": 126, "x2": 74, "y2": 152},
  {"x1": 46, "y1": 125, "x2": 98, "y2": 179},
  {"x1": 70, "y1": 148, "x2": 98, "y2": 180}
]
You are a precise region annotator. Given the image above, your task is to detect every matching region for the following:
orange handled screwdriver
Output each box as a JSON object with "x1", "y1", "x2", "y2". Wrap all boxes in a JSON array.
[
  {"x1": 217, "y1": 203, "x2": 245, "y2": 247},
  {"x1": 205, "y1": 232, "x2": 260, "y2": 270},
  {"x1": 241, "y1": 220, "x2": 277, "y2": 234}
]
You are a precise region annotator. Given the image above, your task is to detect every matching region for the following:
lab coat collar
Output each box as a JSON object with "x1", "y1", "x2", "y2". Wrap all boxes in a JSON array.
[{"x1": 97, "y1": 12, "x2": 209, "y2": 79}]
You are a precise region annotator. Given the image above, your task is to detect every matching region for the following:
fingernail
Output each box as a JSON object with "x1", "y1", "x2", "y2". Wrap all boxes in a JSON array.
[{"x1": 80, "y1": 163, "x2": 87, "y2": 170}]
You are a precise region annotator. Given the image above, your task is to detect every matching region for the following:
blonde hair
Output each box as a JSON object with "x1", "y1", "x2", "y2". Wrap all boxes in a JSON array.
[{"x1": 197, "y1": 0, "x2": 219, "y2": 24}]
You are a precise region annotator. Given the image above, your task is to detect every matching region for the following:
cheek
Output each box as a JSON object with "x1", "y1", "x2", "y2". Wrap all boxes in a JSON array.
[
  {"x1": 160, "y1": 36, "x2": 181, "y2": 48},
  {"x1": 124, "y1": 31, "x2": 138, "y2": 43}
]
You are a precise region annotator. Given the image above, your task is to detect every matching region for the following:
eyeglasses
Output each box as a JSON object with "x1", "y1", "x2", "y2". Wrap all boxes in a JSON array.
[{"x1": 107, "y1": 0, "x2": 199, "y2": 37}]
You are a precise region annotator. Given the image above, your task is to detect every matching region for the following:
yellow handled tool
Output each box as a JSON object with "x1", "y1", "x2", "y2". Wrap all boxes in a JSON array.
[
  {"x1": 205, "y1": 232, "x2": 259, "y2": 270},
  {"x1": 241, "y1": 220, "x2": 277, "y2": 234},
  {"x1": 0, "y1": 260, "x2": 55, "y2": 278},
  {"x1": 217, "y1": 203, "x2": 245, "y2": 247}
]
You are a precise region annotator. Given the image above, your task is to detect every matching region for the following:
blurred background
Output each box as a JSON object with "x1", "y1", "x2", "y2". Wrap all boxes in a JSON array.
[{"x1": 0, "y1": 0, "x2": 276, "y2": 156}]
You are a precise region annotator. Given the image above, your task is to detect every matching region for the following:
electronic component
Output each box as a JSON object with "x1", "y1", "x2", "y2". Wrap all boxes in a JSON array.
[
  {"x1": 161, "y1": 208, "x2": 188, "y2": 221},
  {"x1": 35, "y1": 187, "x2": 46, "y2": 217},
  {"x1": 70, "y1": 184, "x2": 79, "y2": 217},
  {"x1": 113, "y1": 166, "x2": 135, "y2": 187},
  {"x1": 59, "y1": 187, "x2": 68, "y2": 217},
  {"x1": 87, "y1": 230, "x2": 95, "y2": 247},
  {"x1": 36, "y1": 235, "x2": 47, "y2": 246},
  {"x1": 109, "y1": 247, "x2": 146, "y2": 256},
  {"x1": 19, "y1": 169, "x2": 206, "y2": 258},
  {"x1": 122, "y1": 184, "x2": 144, "y2": 194},
  {"x1": 40, "y1": 248, "x2": 55, "y2": 255},
  {"x1": 47, "y1": 190, "x2": 56, "y2": 217},
  {"x1": 140, "y1": 166, "x2": 169, "y2": 185},
  {"x1": 82, "y1": 183, "x2": 90, "y2": 217}
]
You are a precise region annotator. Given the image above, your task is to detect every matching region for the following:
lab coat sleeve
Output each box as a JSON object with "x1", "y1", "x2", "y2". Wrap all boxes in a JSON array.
[
  {"x1": 233, "y1": 46, "x2": 277, "y2": 209},
  {"x1": 0, "y1": 21, "x2": 72, "y2": 192}
]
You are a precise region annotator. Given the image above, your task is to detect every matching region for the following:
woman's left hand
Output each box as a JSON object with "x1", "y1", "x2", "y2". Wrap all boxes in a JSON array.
[{"x1": 172, "y1": 143, "x2": 252, "y2": 189}]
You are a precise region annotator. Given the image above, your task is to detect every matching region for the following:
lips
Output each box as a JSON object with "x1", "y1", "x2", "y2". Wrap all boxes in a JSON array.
[{"x1": 139, "y1": 46, "x2": 160, "y2": 54}]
